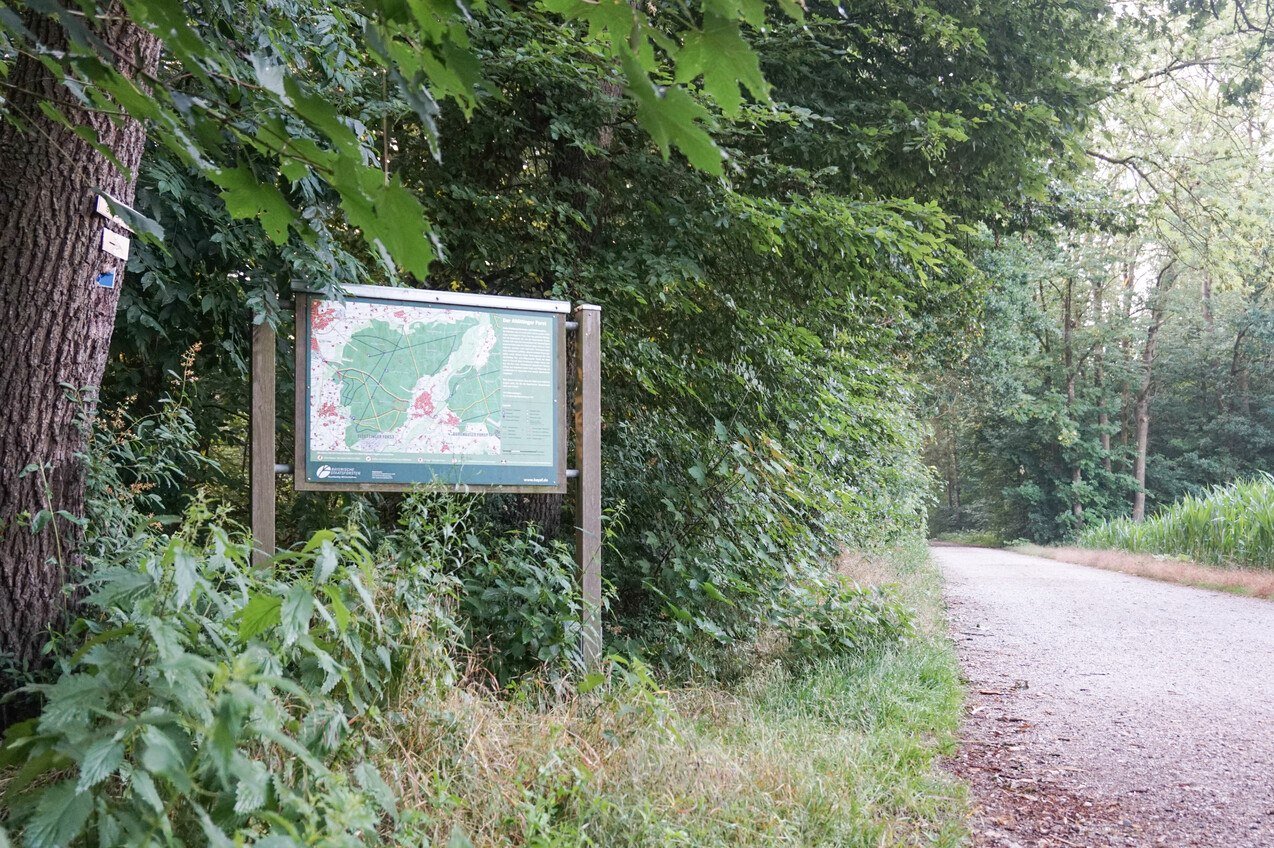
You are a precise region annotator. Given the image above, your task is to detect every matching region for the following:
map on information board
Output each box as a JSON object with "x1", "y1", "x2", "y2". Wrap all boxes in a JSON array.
[{"x1": 300, "y1": 289, "x2": 564, "y2": 489}]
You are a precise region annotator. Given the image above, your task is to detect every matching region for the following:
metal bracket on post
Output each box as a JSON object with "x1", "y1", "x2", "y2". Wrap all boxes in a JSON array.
[
  {"x1": 250, "y1": 320, "x2": 277, "y2": 565},
  {"x1": 573, "y1": 304, "x2": 603, "y2": 671}
]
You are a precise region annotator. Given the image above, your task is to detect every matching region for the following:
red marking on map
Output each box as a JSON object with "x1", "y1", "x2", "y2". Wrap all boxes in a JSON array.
[
  {"x1": 311, "y1": 301, "x2": 339, "y2": 331},
  {"x1": 394, "y1": 309, "x2": 409, "y2": 319},
  {"x1": 412, "y1": 393, "x2": 435, "y2": 416},
  {"x1": 442, "y1": 411, "x2": 460, "y2": 427},
  {"x1": 319, "y1": 402, "x2": 338, "y2": 419},
  {"x1": 311, "y1": 336, "x2": 320, "y2": 352}
]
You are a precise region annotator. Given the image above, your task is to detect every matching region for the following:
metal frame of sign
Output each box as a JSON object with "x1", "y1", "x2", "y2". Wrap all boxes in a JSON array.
[{"x1": 292, "y1": 286, "x2": 570, "y2": 494}]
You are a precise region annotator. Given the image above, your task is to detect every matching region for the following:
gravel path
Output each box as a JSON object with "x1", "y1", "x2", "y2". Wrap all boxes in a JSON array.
[{"x1": 936, "y1": 545, "x2": 1274, "y2": 848}]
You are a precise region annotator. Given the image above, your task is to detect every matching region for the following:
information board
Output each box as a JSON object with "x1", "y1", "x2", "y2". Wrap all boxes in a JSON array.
[{"x1": 294, "y1": 285, "x2": 568, "y2": 492}]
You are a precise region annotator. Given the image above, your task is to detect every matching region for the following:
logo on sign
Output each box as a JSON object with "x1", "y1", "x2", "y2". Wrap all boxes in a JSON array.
[{"x1": 316, "y1": 464, "x2": 332, "y2": 479}]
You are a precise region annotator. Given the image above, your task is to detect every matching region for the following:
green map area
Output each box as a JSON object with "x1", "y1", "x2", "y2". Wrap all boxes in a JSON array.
[
  {"x1": 337, "y1": 316, "x2": 494, "y2": 446},
  {"x1": 447, "y1": 344, "x2": 502, "y2": 434}
]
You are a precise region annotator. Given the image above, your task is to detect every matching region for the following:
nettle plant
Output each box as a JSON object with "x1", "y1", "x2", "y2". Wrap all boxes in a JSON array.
[{"x1": 1, "y1": 503, "x2": 402, "y2": 847}]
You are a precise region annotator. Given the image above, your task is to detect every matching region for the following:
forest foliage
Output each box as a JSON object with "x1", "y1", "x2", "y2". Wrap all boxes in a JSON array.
[
  {"x1": 0, "y1": 0, "x2": 1212, "y2": 843},
  {"x1": 928, "y1": 6, "x2": 1274, "y2": 545}
]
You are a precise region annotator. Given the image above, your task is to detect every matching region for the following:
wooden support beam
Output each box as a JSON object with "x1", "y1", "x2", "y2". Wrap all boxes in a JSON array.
[
  {"x1": 250, "y1": 320, "x2": 276, "y2": 565},
  {"x1": 574, "y1": 304, "x2": 603, "y2": 670}
]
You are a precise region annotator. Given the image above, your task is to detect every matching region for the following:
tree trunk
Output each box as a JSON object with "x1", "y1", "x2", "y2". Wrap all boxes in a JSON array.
[
  {"x1": 0, "y1": 7, "x2": 161, "y2": 696},
  {"x1": 1131, "y1": 261, "x2": 1173, "y2": 523},
  {"x1": 1095, "y1": 352, "x2": 1112, "y2": 474},
  {"x1": 1132, "y1": 381, "x2": 1152, "y2": 522},
  {"x1": 1201, "y1": 273, "x2": 1213, "y2": 331},
  {"x1": 1092, "y1": 279, "x2": 1112, "y2": 474},
  {"x1": 1230, "y1": 327, "x2": 1252, "y2": 418},
  {"x1": 1062, "y1": 278, "x2": 1082, "y2": 523},
  {"x1": 1118, "y1": 253, "x2": 1137, "y2": 457}
]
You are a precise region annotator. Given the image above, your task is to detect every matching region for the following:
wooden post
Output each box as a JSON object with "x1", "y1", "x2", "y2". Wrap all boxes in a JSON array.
[
  {"x1": 574, "y1": 305, "x2": 603, "y2": 670},
  {"x1": 250, "y1": 320, "x2": 277, "y2": 565}
]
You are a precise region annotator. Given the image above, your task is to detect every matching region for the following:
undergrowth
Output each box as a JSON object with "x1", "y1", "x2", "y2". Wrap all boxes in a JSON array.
[
  {"x1": 0, "y1": 390, "x2": 964, "y2": 846},
  {"x1": 380, "y1": 541, "x2": 967, "y2": 847}
]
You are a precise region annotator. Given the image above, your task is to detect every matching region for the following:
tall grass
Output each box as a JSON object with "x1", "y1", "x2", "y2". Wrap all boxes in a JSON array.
[
  {"x1": 1079, "y1": 475, "x2": 1274, "y2": 570},
  {"x1": 378, "y1": 542, "x2": 969, "y2": 847}
]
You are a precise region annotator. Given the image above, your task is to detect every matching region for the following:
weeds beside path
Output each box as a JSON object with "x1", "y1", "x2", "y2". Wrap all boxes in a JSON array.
[{"x1": 383, "y1": 542, "x2": 969, "y2": 846}]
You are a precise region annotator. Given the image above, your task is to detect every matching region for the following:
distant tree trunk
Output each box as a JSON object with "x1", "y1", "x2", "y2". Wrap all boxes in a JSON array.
[
  {"x1": 1230, "y1": 327, "x2": 1251, "y2": 418},
  {"x1": 1132, "y1": 261, "x2": 1174, "y2": 522},
  {"x1": 1062, "y1": 277, "x2": 1082, "y2": 523},
  {"x1": 0, "y1": 7, "x2": 160, "y2": 700},
  {"x1": 1092, "y1": 279, "x2": 1112, "y2": 474},
  {"x1": 1095, "y1": 353, "x2": 1112, "y2": 474},
  {"x1": 1201, "y1": 273, "x2": 1213, "y2": 331}
]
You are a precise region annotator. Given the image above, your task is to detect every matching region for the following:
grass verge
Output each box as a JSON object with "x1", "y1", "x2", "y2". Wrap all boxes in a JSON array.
[
  {"x1": 1012, "y1": 544, "x2": 1274, "y2": 600},
  {"x1": 381, "y1": 540, "x2": 968, "y2": 847}
]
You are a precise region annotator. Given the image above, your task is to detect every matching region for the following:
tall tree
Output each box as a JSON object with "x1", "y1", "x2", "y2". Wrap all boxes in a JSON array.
[
  {"x1": 0, "y1": 5, "x2": 160, "y2": 683},
  {"x1": 1131, "y1": 259, "x2": 1175, "y2": 522}
]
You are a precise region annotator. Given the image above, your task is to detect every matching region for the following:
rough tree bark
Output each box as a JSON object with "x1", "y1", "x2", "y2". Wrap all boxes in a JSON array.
[{"x1": 0, "y1": 7, "x2": 161, "y2": 695}]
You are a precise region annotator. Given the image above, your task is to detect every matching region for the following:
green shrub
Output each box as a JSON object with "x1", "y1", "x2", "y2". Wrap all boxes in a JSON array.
[
  {"x1": 372, "y1": 493, "x2": 585, "y2": 685},
  {"x1": 779, "y1": 581, "x2": 914, "y2": 666},
  {"x1": 1, "y1": 501, "x2": 403, "y2": 846},
  {"x1": 1079, "y1": 474, "x2": 1274, "y2": 569}
]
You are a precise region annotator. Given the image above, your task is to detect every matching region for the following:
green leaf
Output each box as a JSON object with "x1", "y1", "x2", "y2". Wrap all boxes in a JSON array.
[
  {"x1": 0, "y1": 720, "x2": 37, "y2": 769},
  {"x1": 22, "y1": 780, "x2": 92, "y2": 848},
  {"x1": 3, "y1": 748, "x2": 69, "y2": 800},
  {"x1": 34, "y1": 675, "x2": 107, "y2": 735},
  {"x1": 675, "y1": 14, "x2": 769, "y2": 116},
  {"x1": 332, "y1": 160, "x2": 435, "y2": 278},
  {"x1": 354, "y1": 762, "x2": 398, "y2": 823},
  {"x1": 76, "y1": 736, "x2": 124, "y2": 792},
  {"x1": 577, "y1": 672, "x2": 606, "y2": 695},
  {"x1": 213, "y1": 166, "x2": 294, "y2": 245},
  {"x1": 540, "y1": 0, "x2": 637, "y2": 59},
  {"x1": 314, "y1": 540, "x2": 338, "y2": 584},
  {"x1": 96, "y1": 191, "x2": 166, "y2": 243},
  {"x1": 129, "y1": 769, "x2": 164, "y2": 813},
  {"x1": 30, "y1": 510, "x2": 52, "y2": 534},
  {"x1": 447, "y1": 826, "x2": 475, "y2": 848},
  {"x1": 623, "y1": 57, "x2": 723, "y2": 175},
  {"x1": 140, "y1": 725, "x2": 190, "y2": 791},
  {"x1": 321, "y1": 586, "x2": 352, "y2": 633},
  {"x1": 238, "y1": 594, "x2": 282, "y2": 642},
  {"x1": 231, "y1": 755, "x2": 269, "y2": 813},
  {"x1": 700, "y1": 581, "x2": 732, "y2": 604},
  {"x1": 193, "y1": 803, "x2": 235, "y2": 848},
  {"x1": 280, "y1": 585, "x2": 314, "y2": 647},
  {"x1": 172, "y1": 546, "x2": 198, "y2": 608}
]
